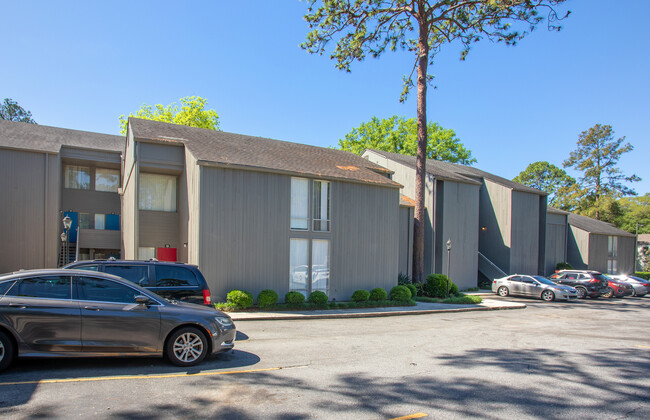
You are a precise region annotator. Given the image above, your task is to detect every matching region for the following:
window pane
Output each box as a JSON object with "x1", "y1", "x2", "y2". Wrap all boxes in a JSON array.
[
  {"x1": 313, "y1": 181, "x2": 330, "y2": 232},
  {"x1": 79, "y1": 213, "x2": 90, "y2": 229},
  {"x1": 77, "y1": 265, "x2": 99, "y2": 271},
  {"x1": 291, "y1": 178, "x2": 309, "y2": 230},
  {"x1": 290, "y1": 239, "x2": 308, "y2": 291},
  {"x1": 312, "y1": 239, "x2": 329, "y2": 292},
  {"x1": 95, "y1": 214, "x2": 105, "y2": 230},
  {"x1": 96, "y1": 168, "x2": 120, "y2": 192},
  {"x1": 77, "y1": 276, "x2": 141, "y2": 304},
  {"x1": 155, "y1": 266, "x2": 198, "y2": 287},
  {"x1": 139, "y1": 173, "x2": 177, "y2": 212},
  {"x1": 138, "y1": 247, "x2": 155, "y2": 260},
  {"x1": 104, "y1": 265, "x2": 149, "y2": 287},
  {"x1": 613, "y1": 237, "x2": 618, "y2": 257},
  {"x1": 9, "y1": 276, "x2": 71, "y2": 299},
  {"x1": 0, "y1": 280, "x2": 16, "y2": 296},
  {"x1": 64, "y1": 165, "x2": 90, "y2": 190}
]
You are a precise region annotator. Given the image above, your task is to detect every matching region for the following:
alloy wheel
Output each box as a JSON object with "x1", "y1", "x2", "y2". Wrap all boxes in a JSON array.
[
  {"x1": 576, "y1": 287, "x2": 587, "y2": 299},
  {"x1": 173, "y1": 332, "x2": 204, "y2": 363},
  {"x1": 0, "y1": 340, "x2": 4, "y2": 362},
  {"x1": 541, "y1": 290, "x2": 555, "y2": 302},
  {"x1": 497, "y1": 286, "x2": 509, "y2": 297}
]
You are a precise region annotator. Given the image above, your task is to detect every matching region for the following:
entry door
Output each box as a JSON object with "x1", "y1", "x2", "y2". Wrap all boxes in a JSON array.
[{"x1": 157, "y1": 247, "x2": 177, "y2": 262}]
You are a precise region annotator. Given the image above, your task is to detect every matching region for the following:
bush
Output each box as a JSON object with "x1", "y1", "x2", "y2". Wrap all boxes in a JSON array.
[
  {"x1": 425, "y1": 274, "x2": 459, "y2": 299},
  {"x1": 308, "y1": 291, "x2": 328, "y2": 305},
  {"x1": 413, "y1": 282, "x2": 425, "y2": 297},
  {"x1": 404, "y1": 283, "x2": 417, "y2": 298},
  {"x1": 226, "y1": 290, "x2": 254, "y2": 309},
  {"x1": 389, "y1": 285, "x2": 412, "y2": 302},
  {"x1": 257, "y1": 289, "x2": 279, "y2": 308},
  {"x1": 351, "y1": 289, "x2": 370, "y2": 302},
  {"x1": 398, "y1": 273, "x2": 412, "y2": 284},
  {"x1": 556, "y1": 262, "x2": 573, "y2": 271},
  {"x1": 635, "y1": 272, "x2": 650, "y2": 280},
  {"x1": 369, "y1": 287, "x2": 387, "y2": 301},
  {"x1": 285, "y1": 291, "x2": 305, "y2": 304}
]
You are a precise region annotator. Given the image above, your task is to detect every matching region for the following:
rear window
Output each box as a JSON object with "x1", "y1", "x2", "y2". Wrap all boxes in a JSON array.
[
  {"x1": 155, "y1": 266, "x2": 199, "y2": 287},
  {"x1": 75, "y1": 264, "x2": 99, "y2": 271},
  {"x1": 103, "y1": 265, "x2": 149, "y2": 287},
  {"x1": 593, "y1": 274, "x2": 610, "y2": 281}
]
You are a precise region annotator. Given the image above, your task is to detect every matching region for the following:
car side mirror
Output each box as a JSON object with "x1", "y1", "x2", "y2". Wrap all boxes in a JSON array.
[{"x1": 135, "y1": 295, "x2": 151, "y2": 305}]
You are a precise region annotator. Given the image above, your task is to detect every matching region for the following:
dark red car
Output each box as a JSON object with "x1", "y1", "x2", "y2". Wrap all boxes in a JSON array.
[{"x1": 601, "y1": 278, "x2": 634, "y2": 298}]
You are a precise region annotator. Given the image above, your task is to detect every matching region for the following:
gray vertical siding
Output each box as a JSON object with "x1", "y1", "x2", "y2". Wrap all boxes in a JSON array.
[
  {"x1": 510, "y1": 191, "x2": 540, "y2": 274},
  {"x1": 0, "y1": 149, "x2": 60, "y2": 271},
  {"x1": 121, "y1": 129, "x2": 138, "y2": 259},
  {"x1": 398, "y1": 206, "x2": 414, "y2": 278},
  {"x1": 186, "y1": 152, "x2": 201, "y2": 265},
  {"x1": 588, "y1": 234, "x2": 635, "y2": 274},
  {"x1": 198, "y1": 167, "x2": 291, "y2": 302},
  {"x1": 479, "y1": 180, "x2": 511, "y2": 272},
  {"x1": 545, "y1": 212, "x2": 568, "y2": 275},
  {"x1": 139, "y1": 211, "x2": 180, "y2": 249},
  {"x1": 61, "y1": 189, "x2": 121, "y2": 216},
  {"x1": 567, "y1": 226, "x2": 589, "y2": 269}
]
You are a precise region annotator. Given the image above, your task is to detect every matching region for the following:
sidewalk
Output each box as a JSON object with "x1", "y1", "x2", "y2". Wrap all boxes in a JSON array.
[{"x1": 229, "y1": 296, "x2": 525, "y2": 321}]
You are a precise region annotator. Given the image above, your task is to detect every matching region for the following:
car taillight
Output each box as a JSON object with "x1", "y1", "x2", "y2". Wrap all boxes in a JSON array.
[
  {"x1": 588, "y1": 278, "x2": 600, "y2": 283},
  {"x1": 203, "y1": 289, "x2": 212, "y2": 305}
]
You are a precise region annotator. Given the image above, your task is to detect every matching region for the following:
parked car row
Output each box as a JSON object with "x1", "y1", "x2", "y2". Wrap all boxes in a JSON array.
[
  {"x1": 0, "y1": 260, "x2": 235, "y2": 372},
  {"x1": 492, "y1": 270, "x2": 650, "y2": 302}
]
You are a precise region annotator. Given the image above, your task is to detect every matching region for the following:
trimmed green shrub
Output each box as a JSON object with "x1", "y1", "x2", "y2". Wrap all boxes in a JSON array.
[
  {"x1": 226, "y1": 290, "x2": 254, "y2": 309},
  {"x1": 556, "y1": 262, "x2": 573, "y2": 271},
  {"x1": 369, "y1": 287, "x2": 387, "y2": 301},
  {"x1": 389, "y1": 285, "x2": 412, "y2": 302},
  {"x1": 635, "y1": 272, "x2": 650, "y2": 280},
  {"x1": 351, "y1": 289, "x2": 370, "y2": 302},
  {"x1": 413, "y1": 282, "x2": 426, "y2": 297},
  {"x1": 285, "y1": 291, "x2": 305, "y2": 304},
  {"x1": 404, "y1": 283, "x2": 417, "y2": 298},
  {"x1": 257, "y1": 289, "x2": 279, "y2": 308},
  {"x1": 398, "y1": 273, "x2": 412, "y2": 284},
  {"x1": 425, "y1": 274, "x2": 459, "y2": 299},
  {"x1": 308, "y1": 291, "x2": 328, "y2": 305}
]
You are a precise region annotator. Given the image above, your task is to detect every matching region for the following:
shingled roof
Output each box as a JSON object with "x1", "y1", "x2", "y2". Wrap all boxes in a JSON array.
[
  {"x1": 366, "y1": 148, "x2": 546, "y2": 195},
  {"x1": 568, "y1": 213, "x2": 635, "y2": 237},
  {"x1": 0, "y1": 119, "x2": 124, "y2": 154},
  {"x1": 129, "y1": 118, "x2": 401, "y2": 188}
]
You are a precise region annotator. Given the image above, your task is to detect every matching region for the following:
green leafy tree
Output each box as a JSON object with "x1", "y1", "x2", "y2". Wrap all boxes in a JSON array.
[
  {"x1": 119, "y1": 96, "x2": 220, "y2": 135},
  {"x1": 563, "y1": 124, "x2": 641, "y2": 220},
  {"x1": 513, "y1": 161, "x2": 581, "y2": 210},
  {"x1": 0, "y1": 98, "x2": 36, "y2": 123},
  {"x1": 617, "y1": 194, "x2": 650, "y2": 235},
  {"x1": 302, "y1": 0, "x2": 569, "y2": 283},
  {"x1": 339, "y1": 115, "x2": 476, "y2": 164}
]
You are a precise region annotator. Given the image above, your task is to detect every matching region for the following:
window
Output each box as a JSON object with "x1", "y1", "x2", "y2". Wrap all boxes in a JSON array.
[
  {"x1": 95, "y1": 168, "x2": 120, "y2": 192},
  {"x1": 607, "y1": 259, "x2": 618, "y2": 274},
  {"x1": 79, "y1": 213, "x2": 90, "y2": 229},
  {"x1": 138, "y1": 247, "x2": 155, "y2": 260},
  {"x1": 291, "y1": 178, "x2": 309, "y2": 230},
  {"x1": 77, "y1": 276, "x2": 141, "y2": 304},
  {"x1": 608, "y1": 236, "x2": 618, "y2": 257},
  {"x1": 0, "y1": 281, "x2": 16, "y2": 296},
  {"x1": 76, "y1": 265, "x2": 99, "y2": 272},
  {"x1": 289, "y1": 239, "x2": 309, "y2": 295},
  {"x1": 139, "y1": 173, "x2": 177, "y2": 212},
  {"x1": 104, "y1": 265, "x2": 149, "y2": 287},
  {"x1": 95, "y1": 214, "x2": 105, "y2": 230},
  {"x1": 155, "y1": 266, "x2": 199, "y2": 287},
  {"x1": 311, "y1": 239, "x2": 329, "y2": 293},
  {"x1": 313, "y1": 181, "x2": 330, "y2": 232},
  {"x1": 64, "y1": 165, "x2": 90, "y2": 190},
  {"x1": 7, "y1": 276, "x2": 71, "y2": 300}
]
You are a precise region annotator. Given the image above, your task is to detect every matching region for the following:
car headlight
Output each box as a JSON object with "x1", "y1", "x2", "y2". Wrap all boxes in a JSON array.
[{"x1": 215, "y1": 316, "x2": 234, "y2": 328}]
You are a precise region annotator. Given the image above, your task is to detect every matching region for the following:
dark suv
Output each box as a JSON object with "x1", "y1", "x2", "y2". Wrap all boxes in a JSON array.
[
  {"x1": 64, "y1": 260, "x2": 213, "y2": 306},
  {"x1": 548, "y1": 270, "x2": 610, "y2": 299}
]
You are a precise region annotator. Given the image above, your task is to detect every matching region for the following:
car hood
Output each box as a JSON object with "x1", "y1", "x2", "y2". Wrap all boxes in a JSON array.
[
  {"x1": 549, "y1": 285, "x2": 576, "y2": 293},
  {"x1": 162, "y1": 299, "x2": 229, "y2": 317}
]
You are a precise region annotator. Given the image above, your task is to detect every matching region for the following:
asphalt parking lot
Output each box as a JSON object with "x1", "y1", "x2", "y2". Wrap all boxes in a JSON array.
[{"x1": 1, "y1": 295, "x2": 649, "y2": 419}]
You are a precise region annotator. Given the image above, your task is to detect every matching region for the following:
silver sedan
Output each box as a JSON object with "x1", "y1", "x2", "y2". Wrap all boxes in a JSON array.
[
  {"x1": 609, "y1": 275, "x2": 649, "y2": 297},
  {"x1": 492, "y1": 275, "x2": 578, "y2": 301}
]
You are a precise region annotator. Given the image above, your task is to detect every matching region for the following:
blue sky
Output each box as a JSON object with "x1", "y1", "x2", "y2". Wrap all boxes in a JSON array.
[{"x1": 2, "y1": 1, "x2": 648, "y2": 195}]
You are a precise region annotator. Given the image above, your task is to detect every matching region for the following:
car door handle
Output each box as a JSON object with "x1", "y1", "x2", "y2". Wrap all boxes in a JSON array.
[
  {"x1": 9, "y1": 303, "x2": 27, "y2": 309},
  {"x1": 84, "y1": 306, "x2": 101, "y2": 311}
]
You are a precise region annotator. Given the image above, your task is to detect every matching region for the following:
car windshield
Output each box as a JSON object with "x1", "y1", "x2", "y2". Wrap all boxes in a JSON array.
[
  {"x1": 533, "y1": 276, "x2": 557, "y2": 285},
  {"x1": 593, "y1": 273, "x2": 611, "y2": 281}
]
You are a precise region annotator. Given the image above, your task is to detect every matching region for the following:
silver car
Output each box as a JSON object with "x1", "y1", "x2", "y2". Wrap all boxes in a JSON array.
[
  {"x1": 609, "y1": 275, "x2": 649, "y2": 297},
  {"x1": 492, "y1": 275, "x2": 578, "y2": 301}
]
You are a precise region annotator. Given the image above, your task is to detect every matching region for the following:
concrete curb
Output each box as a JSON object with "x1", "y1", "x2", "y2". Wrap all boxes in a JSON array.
[{"x1": 230, "y1": 301, "x2": 526, "y2": 321}]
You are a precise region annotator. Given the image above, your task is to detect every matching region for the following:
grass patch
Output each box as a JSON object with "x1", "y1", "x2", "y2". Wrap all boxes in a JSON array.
[
  {"x1": 215, "y1": 299, "x2": 417, "y2": 312},
  {"x1": 416, "y1": 294, "x2": 482, "y2": 305}
]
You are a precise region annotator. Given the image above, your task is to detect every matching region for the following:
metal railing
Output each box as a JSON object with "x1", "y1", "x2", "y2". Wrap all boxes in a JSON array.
[{"x1": 478, "y1": 251, "x2": 507, "y2": 281}]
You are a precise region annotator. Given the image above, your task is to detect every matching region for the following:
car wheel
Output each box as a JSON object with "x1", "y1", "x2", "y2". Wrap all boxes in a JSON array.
[
  {"x1": 575, "y1": 287, "x2": 587, "y2": 299},
  {"x1": 497, "y1": 286, "x2": 509, "y2": 297},
  {"x1": 541, "y1": 290, "x2": 555, "y2": 302},
  {"x1": 165, "y1": 327, "x2": 208, "y2": 367},
  {"x1": 631, "y1": 289, "x2": 637, "y2": 297},
  {"x1": 0, "y1": 331, "x2": 15, "y2": 372},
  {"x1": 602, "y1": 287, "x2": 614, "y2": 299}
]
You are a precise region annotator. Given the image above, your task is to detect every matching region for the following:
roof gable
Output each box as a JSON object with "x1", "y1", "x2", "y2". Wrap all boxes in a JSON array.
[{"x1": 568, "y1": 213, "x2": 635, "y2": 237}]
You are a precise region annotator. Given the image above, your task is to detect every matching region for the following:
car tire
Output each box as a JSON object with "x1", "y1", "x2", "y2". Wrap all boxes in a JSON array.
[
  {"x1": 497, "y1": 286, "x2": 509, "y2": 297},
  {"x1": 541, "y1": 290, "x2": 555, "y2": 302},
  {"x1": 0, "y1": 331, "x2": 15, "y2": 372},
  {"x1": 165, "y1": 327, "x2": 208, "y2": 367},
  {"x1": 575, "y1": 287, "x2": 587, "y2": 299},
  {"x1": 631, "y1": 289, "x2": 637, "y2": 297},
  {"x1": 602, "y1": 287, "x2": 614, "y2": 299}
]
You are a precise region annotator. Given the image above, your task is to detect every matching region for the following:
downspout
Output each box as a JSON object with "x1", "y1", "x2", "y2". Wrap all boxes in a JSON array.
[{"x1": 43, "y1": 153, "x2": 48, "y2": 267}]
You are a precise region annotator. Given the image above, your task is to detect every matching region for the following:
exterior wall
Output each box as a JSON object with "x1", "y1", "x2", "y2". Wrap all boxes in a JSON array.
[
  {"x1": 186, "y1": 152, "x2": 201, "y2": 265},
  {"x1": 545, "y1": 212, "x2": 568, "y2": 275},
  {"x1": 479, "y1": 180, "x2": 511, "y2": 273},
  {"x1": 567, "y1": 226, "x2": 589, "y2": 269},
  {"x1": 510, "y1": 191, "x2": 540, "y2": 274},
  {"x1": 78, "y1": 229, "x2": 120, "y2": 249},
  {"x1": 139, "y1": 211, "x2": 180, "y2": 249},
  {"x1": 588, "y1": 234, "x2": 635, "y2": 274},
  {"x1": 121, "y1": 129, "x2": 138, "y2": 259},
  {"x1": 0, "y1": 149, "x2": 60, "y2": 272},
  {"x1": 398, "y1": 206, "x2": 414, "y2": 278},
  {"x1": 437, "y1": 181, "x2": 480, "y2": 289}
]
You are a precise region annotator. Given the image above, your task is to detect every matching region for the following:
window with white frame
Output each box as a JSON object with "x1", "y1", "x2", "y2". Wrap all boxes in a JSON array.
[
  {"x1": 291, "y1": 178, "x2": 309, "y2": 230},
  {"x1": 313, "y1": 181, "x2": 330, "y2": 232},
  {"x1": 289, "y1": 239, "x2": 309, "y2": 296},
  {"x1": 138, "y1": 247, "x2": 155, "y2": 260},
  {"x1": 95, "y1": 168, "x2": 120, "y2": 192},
  {"x1": 608, "y1": 236, "x2": 618, "y2": 257},
  {"x1": 64, "y1": 165, "x2": 91, "y2": 190},
  {"x1": 311, "y1": 239, "x2": 329, "y2": 293},
  {"x1": 139, "y1": 173, "x2": 177, "y2": 212},
  {"x1": 95, "y1": 214, "x2": 105, "y2": 230}
]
